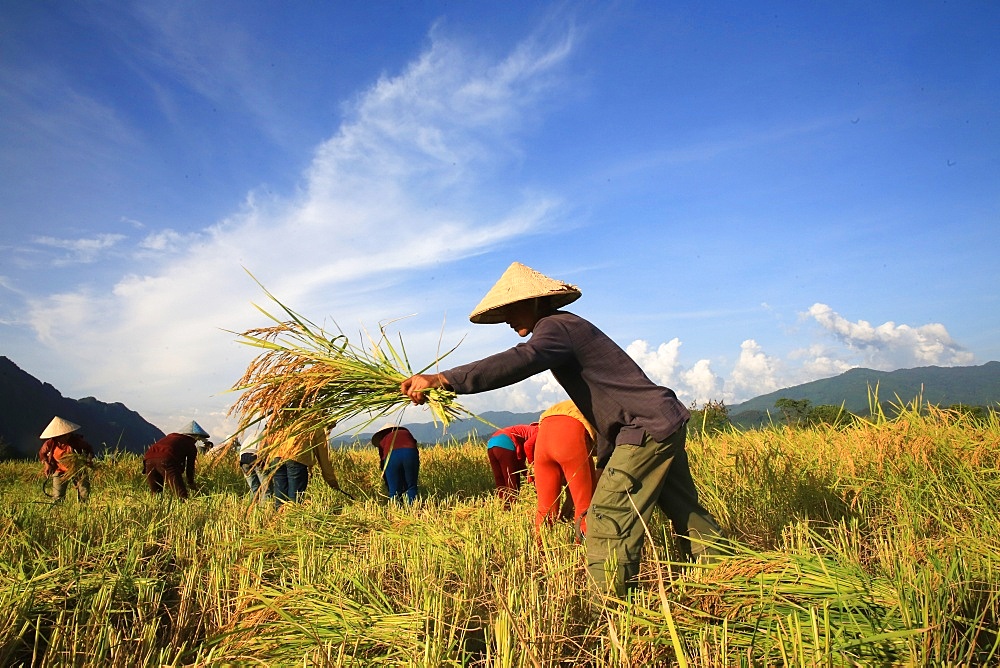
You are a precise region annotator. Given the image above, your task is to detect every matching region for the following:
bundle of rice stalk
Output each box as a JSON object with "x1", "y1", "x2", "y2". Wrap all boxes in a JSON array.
[
  {"x1": 57, "y1": 451, "x2": 95, "y2": 479},
  {"x1": 227, "y1": 279, "x2": 474, "y2": 445}
]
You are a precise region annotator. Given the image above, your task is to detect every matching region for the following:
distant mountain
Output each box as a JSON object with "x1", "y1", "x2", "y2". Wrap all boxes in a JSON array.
[
  {"x1": 0, "y1": 356, "x2": 165, "y2": 459},
  {"x1": 728, "y1": 361, "x2": 1000, "y2": 427}
]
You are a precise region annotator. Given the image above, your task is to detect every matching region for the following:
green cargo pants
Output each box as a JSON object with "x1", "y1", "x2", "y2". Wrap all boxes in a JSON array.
[{"x1": 586, "y1": 426, "x2": 725, "y2": 595}]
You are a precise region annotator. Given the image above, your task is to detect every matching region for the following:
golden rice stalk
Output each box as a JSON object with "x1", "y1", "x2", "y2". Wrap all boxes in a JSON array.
[
  {"x1": 57, "y1": 451, "x2": 95, "y2": 479},
  {"x1": 227, "y1": 275, "x2": 473, "y2": 444}
]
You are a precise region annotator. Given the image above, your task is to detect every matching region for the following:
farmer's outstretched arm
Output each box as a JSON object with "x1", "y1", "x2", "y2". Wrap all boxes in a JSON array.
[{"x1": 401, "y1": 373, "x2": 447, "y2": 405}]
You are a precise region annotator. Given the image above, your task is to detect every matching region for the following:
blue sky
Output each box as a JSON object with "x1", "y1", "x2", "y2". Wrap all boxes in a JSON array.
[{"x1": 2, "y1": 1, "x2": 997, "y2": 440}]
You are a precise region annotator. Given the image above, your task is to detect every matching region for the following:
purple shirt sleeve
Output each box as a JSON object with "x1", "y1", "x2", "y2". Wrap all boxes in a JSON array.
[{"x1": 442, "y1": 312, "x2": 689, "y2": 464}]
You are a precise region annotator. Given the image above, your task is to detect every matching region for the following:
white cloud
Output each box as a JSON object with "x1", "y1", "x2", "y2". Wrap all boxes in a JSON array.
[
  {"x1": 804, "y1": 303, "x2": 974, "y2": 368},
  {"x1": 680, "y1": 359, "x2": 724, "y2": 406},
  {"x1": 788, "y1": 344, "x2": 857, "y2": 381},
  {"x1": 16, "y1": 25, "x2": 576, "y2": 438},
  {"x1": 138, "y1": 229, "x2": 195, "y2": 251},
  {"x1": 626, "y1": 338, "x2": 682, "y2": 386},
  {"x1": 729, "y1": 339, "x2": 782, "y2": 398}
]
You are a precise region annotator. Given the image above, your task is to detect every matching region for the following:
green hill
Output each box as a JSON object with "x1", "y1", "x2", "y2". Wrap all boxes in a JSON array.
[{"x1": 729, "y1": 361, "x2": 1000, "y2": 426}]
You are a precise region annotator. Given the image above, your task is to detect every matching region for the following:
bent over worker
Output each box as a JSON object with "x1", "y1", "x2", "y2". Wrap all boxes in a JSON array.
[
  {"x1": 38, "y1": 416, "x2": 95, "y2": 502},
  {"x1": 143, "y1": 421, "x2": 208, "y2": 499},
  {"x1": 371, "y1": 424, "x2": 420, "y2": 503},
  {"x1": 486, "y1": 422, "x2": 537, "y2": 505},
  {"x1": 401, "y1": 262, "x2": 727, "y2": 595},
  {"x1": 533, "y1": 400, "x2": 598, "y2": 535},
  {"x1": 268, "y1": 425, "x2": 341, "y2": 507}
]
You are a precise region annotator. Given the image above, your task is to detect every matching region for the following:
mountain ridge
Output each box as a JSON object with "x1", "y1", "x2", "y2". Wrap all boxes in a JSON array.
[
  {"x1": 728, "y1": 361, "x2": 1000, "y2": 419},
  {"x1": 0, "y1": 356, "x2": 165, "y2": 459}
]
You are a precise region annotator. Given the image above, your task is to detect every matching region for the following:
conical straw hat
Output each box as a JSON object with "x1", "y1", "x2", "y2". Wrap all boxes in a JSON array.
[
  {"x1": 178, "y1": 420, "x2": 209, "y2": 438},
  {"x1": 39, "y1": 416, "x2": 81, "y2": 439},
  {"x1": 469, "y1": 262, "x2": 581, "y2": 324},
  {"x1": 371, "y1": 422, "x2": 401, "y2": 445}
]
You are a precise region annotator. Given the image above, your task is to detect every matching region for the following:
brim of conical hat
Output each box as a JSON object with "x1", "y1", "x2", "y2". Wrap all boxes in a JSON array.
[
  {"x1": 179, "y1": 420, "x2": 210, "y2": 437},
  {"x1": 40, "y1": 416, "x2": 81, "y2": 439},
  {"x1": 469, "y1": 262, "x2": 581, "y2": 324},
  {"x1": 371, "y1": 423, "x2": 402, "y2": 445}
]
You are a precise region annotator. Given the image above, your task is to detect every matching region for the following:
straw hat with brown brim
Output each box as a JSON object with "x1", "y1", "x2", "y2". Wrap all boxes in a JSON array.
[
  {"x1": 39, "y1": 416, "x2": 81, "y2": 439},
  {"x1": 371, "y1": 422, "x2": 402, "y2": 445},
  {"x1": 469, "y1": 262, "x2": 581, "y2": 324}
]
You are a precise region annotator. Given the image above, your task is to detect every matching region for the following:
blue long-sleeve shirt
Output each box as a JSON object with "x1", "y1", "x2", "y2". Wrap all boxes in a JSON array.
[{"x1": 442, "y1": 311, "x2": 689, "y2": 466}]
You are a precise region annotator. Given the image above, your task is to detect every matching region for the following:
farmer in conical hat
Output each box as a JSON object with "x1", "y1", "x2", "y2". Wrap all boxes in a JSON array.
[
  {"x1": 142, "y1": 421, "x2": 211, "y2": 499},
  {"x1": 371, "y1": 422, "x2": 420, "y2": 503},
  {"x1": 177, "y1": 420, "x2": 214, "y2": 455},
  {"x1": 401, "y1": 262, "x2": 727, "y2": 595},
  {"x1": 38, "y1": 416, "x2": 95, "y2": 502}
]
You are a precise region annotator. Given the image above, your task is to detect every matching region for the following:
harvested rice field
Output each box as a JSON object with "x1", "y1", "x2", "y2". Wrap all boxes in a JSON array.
[{"x1": 1, "y1": 405, "x2": 998, "y2": 666}]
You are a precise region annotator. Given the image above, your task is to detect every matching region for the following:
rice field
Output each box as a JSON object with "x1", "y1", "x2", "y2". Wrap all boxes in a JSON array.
[{"x1": 0, "y1": 404, "x2": 998, "y2": 666}]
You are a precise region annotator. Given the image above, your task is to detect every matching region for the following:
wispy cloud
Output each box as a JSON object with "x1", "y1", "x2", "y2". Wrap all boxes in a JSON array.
[
  {"x1": 32, "y1": 234, "x2": 126, "y2": 265},
  {"x1": 17, "y1": 23, "x2": 578, "y2": 436},
  {"x1": 137, "y1": 229, "x2": 199, "y2": 252},
  {"x1": 0, "y1": 66, "x2": 141, "y2": 161}
]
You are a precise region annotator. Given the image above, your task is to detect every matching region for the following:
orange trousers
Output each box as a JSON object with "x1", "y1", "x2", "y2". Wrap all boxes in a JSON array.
[{"x1": 533, "y1": 414, "x2": 596, "y2": 533}]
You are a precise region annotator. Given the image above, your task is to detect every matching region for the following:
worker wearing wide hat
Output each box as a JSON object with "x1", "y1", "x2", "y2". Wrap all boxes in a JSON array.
[
  {"x1": 38, "y1": 416, "x2": 95, "y2": 503},
  {"x1": 142, "y1": 421, "x2": 210, "y2": 499},
  {"x1": 401, "y1": 261, "x2": 727, "y2": 595},
  {"x1": 371, "y1": 422, "x2": 420, "y2": 503},
  {"x1": 178, "y1": 420, "x2": 214, "y2": 455}
]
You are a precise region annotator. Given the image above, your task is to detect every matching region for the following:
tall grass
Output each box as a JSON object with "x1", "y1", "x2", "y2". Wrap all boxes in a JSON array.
[{"x1": 0, "y1": 407, "x2": 997, "y2": 665}]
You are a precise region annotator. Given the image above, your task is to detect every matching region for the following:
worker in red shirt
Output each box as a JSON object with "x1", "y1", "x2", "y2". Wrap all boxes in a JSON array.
[
  {"x1": 371, "y1": 423, "x2": 420, "y2": 503},
  {"x1": 38, "y1": 416, "x2": 95, "y2": 503},
  {"x1": 486, "y1": 422, "x2": 538, "y2": 505},
  {"x1": 143, "y1": 421, "x2": 211, "y2": 499}
]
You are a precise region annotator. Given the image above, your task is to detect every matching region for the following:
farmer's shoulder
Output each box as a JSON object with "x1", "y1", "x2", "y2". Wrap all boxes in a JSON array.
[{"x1": 536, "y1": 311, "x2": 609, "y2": 340}]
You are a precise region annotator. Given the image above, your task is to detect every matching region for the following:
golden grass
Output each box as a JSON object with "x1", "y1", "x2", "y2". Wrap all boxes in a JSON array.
[{"x1": 1, "y1": 409, "x2": 998, "y2": 665}]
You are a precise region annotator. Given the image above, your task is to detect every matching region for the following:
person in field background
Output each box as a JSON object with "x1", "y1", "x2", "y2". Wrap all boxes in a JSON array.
[
  {"x1": 143, "y1": 420, "x2": 209, "y2": 499},
  {"x1": 267, "y1": 424, "x2": 342, "y2": 507},
  {"x1": 401, "y1": 261, "x2": 727, "y2": 595},
  {"x1": 38, "y1": 416, "x2": 95, "y2": 503},
  {"x1": 371, "y1": 423, "x2": 420, "y2": 503},
  {"x1": 486, "y1": 422, "x2": 538, "y2": 505},
  {"x1": 532, "y1": 400, "x2": 598, "y2": 537},
  {"x1": 236, "y1": 436, "x2": 271, "y2": 501}
]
